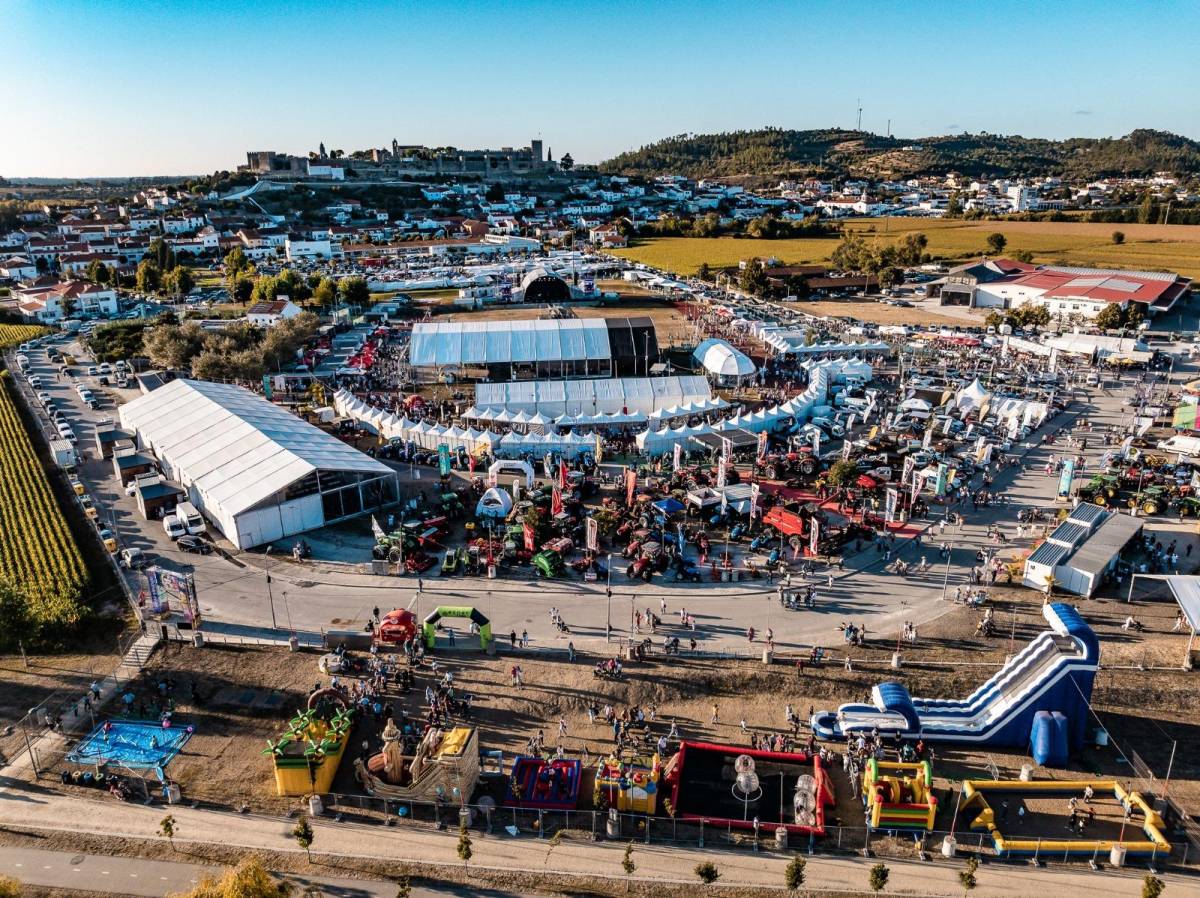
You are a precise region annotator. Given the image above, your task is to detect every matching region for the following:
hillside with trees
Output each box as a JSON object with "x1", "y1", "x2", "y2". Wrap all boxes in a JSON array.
[{"x1": 601, "y1": 128, "x2": 1200, "y2": 181}]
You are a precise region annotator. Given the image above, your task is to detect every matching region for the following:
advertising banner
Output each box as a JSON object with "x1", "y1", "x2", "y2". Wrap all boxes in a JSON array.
[
  {"x1": 885, "y1": 487, "x2": 898, "y2": 524},
  {"x1": 809, "y1": 518, "x2": 820, "y2": 556},
  {"x1": 749, "y1": 482, "x2": 760, "y2": 520},
  {"x1": 673, "y1": 442, "x2": 682, "y2": 473},
  {"x1": 551, "y1": 486, "x2": 563, "y2": 517},
  {"x1": 934, "y1": 462, "x2": 949, "y2": 497},
  {"x1": 523, "y1": 522, "x2": 536, "y2": 552},
  {"x1": 438, "y1": 444, "x2": 451, "y2": 477},
  {"x1": 585, "y1": 517, "x2": 599, "y2": 552},
  {"x1": 625, "y1": 467, "x2": 637, "y2": 507}
]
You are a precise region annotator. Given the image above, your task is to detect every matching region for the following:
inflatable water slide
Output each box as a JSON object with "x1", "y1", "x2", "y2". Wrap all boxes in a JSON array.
[{"x1": 812, "y1": 604, "x2": 1099, "y2": 761}]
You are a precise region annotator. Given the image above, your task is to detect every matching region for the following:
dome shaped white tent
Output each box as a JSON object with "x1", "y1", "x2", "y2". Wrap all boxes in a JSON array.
[
  {"x1": 693, "y1": 339, "x2": 756, "y2": 381},
  {"x1": 476, "y1": 487, "x2": 514, "y2": 519}
]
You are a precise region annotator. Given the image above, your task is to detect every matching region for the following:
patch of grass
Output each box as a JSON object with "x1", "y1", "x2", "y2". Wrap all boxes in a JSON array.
[{"x1": 186, "y1": 266, "x2": 225, "y2": 289}]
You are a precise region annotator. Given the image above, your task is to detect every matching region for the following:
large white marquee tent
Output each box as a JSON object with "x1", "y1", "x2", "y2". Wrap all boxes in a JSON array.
[{"x1": 120, "y1": 380, "x2": 398, "y2": 549}]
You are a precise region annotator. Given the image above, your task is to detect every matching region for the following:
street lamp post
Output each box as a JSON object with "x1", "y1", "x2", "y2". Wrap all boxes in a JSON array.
[
  {"x1": 266, "y1": 573, "x2": 278, "y2": 629},
  {"x1": 606, "y1": 552, "x2": 614, "y2": 642},
  {"x1": 940, "y1": 542, "x2": 955, "y2": 601}
]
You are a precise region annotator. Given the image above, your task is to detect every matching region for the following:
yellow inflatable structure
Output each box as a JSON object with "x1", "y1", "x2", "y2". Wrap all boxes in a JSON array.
[
  {"x1": 960, "y1": 779, "x2": 1170, "y2": 858},
  {"x1": 263, "y1": 707, "x2": 353, "y2": 797}
]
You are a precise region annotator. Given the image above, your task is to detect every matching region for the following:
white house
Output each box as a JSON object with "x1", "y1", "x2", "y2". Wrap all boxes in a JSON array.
[
  {"x1": 0, "y1": 256, "x2": 38, "y2": 282},
  {"x1": 16, "y1": 281, "x2": 119, "y2": 322},
  {"x1": 247, "y1": 298, "x2": 304, "y2": 327},
  {"x1": 161, "y1": 215, "x2": 206, "y2": 234},
  {"x1": 285, "y1": 237, "x2": 335, "y2": 261},
  {"x1": 305, "y1": 161, "x2": 345, "y2": 180}
]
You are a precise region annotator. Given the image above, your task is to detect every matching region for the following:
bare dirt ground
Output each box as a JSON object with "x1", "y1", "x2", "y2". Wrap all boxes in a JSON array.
[
  {"x1": 0, "y1": 637, "x2": 129, "y2": 767},
  {"x1": 783, "y1": 299, "x2": 978, "y2": 328},
  {"x1": 34, "y1": 575, "x2": 1200, "y2": 833}
]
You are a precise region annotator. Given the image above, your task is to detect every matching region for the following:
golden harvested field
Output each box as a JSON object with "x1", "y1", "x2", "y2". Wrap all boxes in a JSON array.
[{"x1": 610, "y1": 219, "x2": 1200, "y2": 279}]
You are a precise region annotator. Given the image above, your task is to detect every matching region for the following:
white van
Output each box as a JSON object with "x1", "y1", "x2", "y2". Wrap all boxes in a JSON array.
[
  {"x1": 174, "y1": 501, "x2": 206, "y2": 537},
  {"x1": 1156, "y1": 435, "x2": 1200, "y2": 458},
  {"x1": 163, "y1": 515, "x2": 186, "y2": 539}
]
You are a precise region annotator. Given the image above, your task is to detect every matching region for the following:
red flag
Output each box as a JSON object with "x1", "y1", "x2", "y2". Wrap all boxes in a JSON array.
[
  {"x1": 558, "y1": 460, "x2": 569, "y2": 490},
  {"x1": 523, "y1": 521, "x2": 536, "y2": 552},
  {"x1": 468, "y1": 455, "x2": 476, "y2": 473},
  {"x1": 625, "y1": 468, "x2": 637, "y2": 507},
  {"x1": 552, "y1": 485, "x2": 563, "y2": 517}
]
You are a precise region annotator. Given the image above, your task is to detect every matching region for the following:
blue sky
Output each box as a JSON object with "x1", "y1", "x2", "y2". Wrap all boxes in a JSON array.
[{"x1": 4, "y1": 0, "x2": 1199, "y2": 177}]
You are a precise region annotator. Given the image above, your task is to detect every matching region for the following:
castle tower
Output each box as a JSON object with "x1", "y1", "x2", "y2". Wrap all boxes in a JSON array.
[{"x1": 531, "y1": 139, "x2": 543, "y2": 165}]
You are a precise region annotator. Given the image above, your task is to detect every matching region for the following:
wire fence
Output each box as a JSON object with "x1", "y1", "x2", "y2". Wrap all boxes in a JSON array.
[{"x1": 207, "y1": 789, "x2": 1200, "y2": 877}]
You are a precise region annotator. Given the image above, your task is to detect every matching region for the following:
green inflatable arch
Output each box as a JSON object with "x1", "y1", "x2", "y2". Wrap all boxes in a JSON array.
[{"x1": 422, "y1": 605, "x2": 491, "y2": 650}]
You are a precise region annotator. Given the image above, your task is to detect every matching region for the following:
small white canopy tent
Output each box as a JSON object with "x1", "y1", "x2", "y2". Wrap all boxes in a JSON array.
[{"x1": 955, "y1": 379, "x2": 991, "y2": 413}]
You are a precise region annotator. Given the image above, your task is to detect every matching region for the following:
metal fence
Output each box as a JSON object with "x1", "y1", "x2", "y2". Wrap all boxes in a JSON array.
[
  {"x1": 302, "y1": 793, "x2": 1199, "y2": 877},
  {"x1": 0, "y1": 625, "x2": 153, "y2": 778}
]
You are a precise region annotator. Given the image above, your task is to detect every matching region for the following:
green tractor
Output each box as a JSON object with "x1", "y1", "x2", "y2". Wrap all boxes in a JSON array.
[
  {"x1": 1129, "y1": 485, "x2": 1169, "y2": 516},
  {"x1": 532, "y1": 549, "x2": 565, "y2": 579},
  {"x1": 1080, "y1": 474, "x2": 1120, "y2": 506},
  {"x1": 1173, "y1": 496, "x2": 1200, "y2": 518},
  {"x1": 440, "y1": 491, "x2": 465, "y2": 519}
]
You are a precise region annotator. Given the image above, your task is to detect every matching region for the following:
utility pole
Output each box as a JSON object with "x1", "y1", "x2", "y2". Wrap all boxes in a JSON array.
[
  {"x1": 940, "y1": 542, "x2": 955, "y2": 601},
  {"x1": 856, "y1": 99, "x2": 862, "y2": 131},
  {"x1": 266, "y1": 573, "x2": 278, "y2": 629}
]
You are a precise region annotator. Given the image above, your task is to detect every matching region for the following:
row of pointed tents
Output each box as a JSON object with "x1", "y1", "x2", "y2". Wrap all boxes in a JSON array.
[
  {"x1": 332, "y1": 389, "x2": 597, "y2": 457},
  {"x1": 459, "y1": 397, "x2": 732, "y2": 429}
]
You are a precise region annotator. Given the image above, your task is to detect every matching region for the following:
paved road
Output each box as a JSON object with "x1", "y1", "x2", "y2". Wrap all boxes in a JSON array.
[
  {"x1": 0, "y1": 788, "x2": 1190, "y2": 898},
  {"x1": 18, "y1": 336, "x2": 1196, "y2": 658},
  {"x1": 0, "y1": 845, "x2": 522, "y2": 897}
]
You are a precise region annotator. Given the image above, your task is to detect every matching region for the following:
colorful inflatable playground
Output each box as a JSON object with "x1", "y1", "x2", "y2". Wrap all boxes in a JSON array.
[
  {"x1": 264, "y1": 705, "x2": 354, "y2": 796},
  {"x1": 959, "y1": 778, "x2": 1171, "y2": 858},
  {"x1": 356, "y1": 724, "x2": 481, "y2": 803},
  {"x1": 66, "y1": 719, "x2": 193, "y2": 772},
  {"x1": 595, "y1": 752, "x2": 662, "y2": 814},
  {"x1": 504, "y1": 756, "x2": 582, "y2": 811},
  {"x1": 664, "y1": 741, "x2": 833, "y2": 835},
  {"x1": 862, "y1": 758, "x2": 937, "y2": 832},
  {"x1": 812, "y1": 604, "x2": 1099, "y2": 763}
]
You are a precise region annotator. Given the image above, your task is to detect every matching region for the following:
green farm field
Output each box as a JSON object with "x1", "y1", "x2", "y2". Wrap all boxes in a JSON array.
[{"x1": 609, "y1": 218, "x2": 1200, "y2": 280}]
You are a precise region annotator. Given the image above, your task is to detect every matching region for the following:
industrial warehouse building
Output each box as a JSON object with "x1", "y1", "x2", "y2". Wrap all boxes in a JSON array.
[
  {"x1": 118, "y1": 379, "x2": 398, "y2": 549},
  {"x1": 408, "y1": 317, "x2": 659, "y2": 379}
]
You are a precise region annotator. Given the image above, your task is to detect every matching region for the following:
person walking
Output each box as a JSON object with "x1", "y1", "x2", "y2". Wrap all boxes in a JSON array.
[{"x1": 711, "y1": 703, "x2": 719, "y2": 724}]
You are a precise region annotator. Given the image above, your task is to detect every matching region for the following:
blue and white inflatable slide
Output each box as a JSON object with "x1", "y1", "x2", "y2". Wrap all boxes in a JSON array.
[{"x1": 811, "y1": 603, "x2": 1099, "y2": 761}]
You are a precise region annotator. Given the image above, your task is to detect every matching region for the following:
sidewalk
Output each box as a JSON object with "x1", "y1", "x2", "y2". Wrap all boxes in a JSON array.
[
  {"x1": 0, "y1": 845, "x2": 506, "y2": 897},
  {"x1": 0, "y1": 788, "x2": 1186, "y2": 898}
]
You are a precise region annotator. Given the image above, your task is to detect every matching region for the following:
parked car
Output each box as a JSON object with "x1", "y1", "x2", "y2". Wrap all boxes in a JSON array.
[
  {"x1": 97, "y1": 528, "x2": 118, "y2": 553},
  {"x1": 177, "y1": 535, "x2": 211, "y2": 555},
  {"x1": 163, "y1": 515, "x2": 186, "y2": 539},
  {"x1": 119, "y1": 547, "x2": 148, "y2": 569}
]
